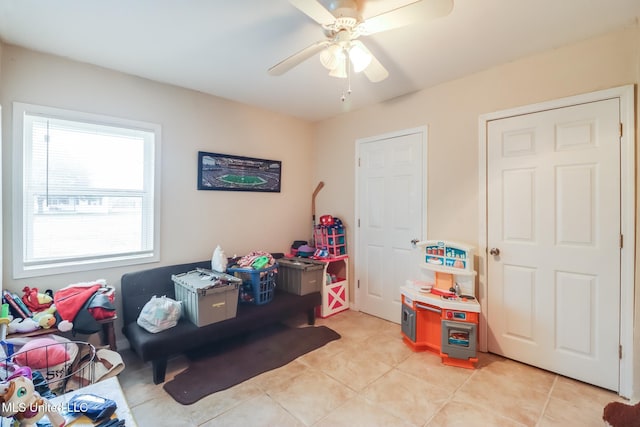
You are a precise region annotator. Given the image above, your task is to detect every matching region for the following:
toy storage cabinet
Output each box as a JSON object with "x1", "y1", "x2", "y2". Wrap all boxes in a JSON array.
[
  {"x1": 316, "y1": 256, "x2": 349, "y2": 318},
  {"x1": 314, "y1": 226, "x2": 347, "y2": 256}
]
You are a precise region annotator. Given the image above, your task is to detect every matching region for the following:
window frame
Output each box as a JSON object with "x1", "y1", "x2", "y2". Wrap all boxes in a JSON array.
[{"x1": 12, "y1": 102, "x2": 161, "y2": 278}]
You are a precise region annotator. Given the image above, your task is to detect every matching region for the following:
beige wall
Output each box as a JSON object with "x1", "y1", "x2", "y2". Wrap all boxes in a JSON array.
[
  {"x1": 0, "y1": 45, "x2": 315, "y2": 345},
  {"x1": 314, "y1": 25, "x2": 639, "y2": 245},
  {"x1": 314, "y1": 25, "x2": 640, "y2": 398}
]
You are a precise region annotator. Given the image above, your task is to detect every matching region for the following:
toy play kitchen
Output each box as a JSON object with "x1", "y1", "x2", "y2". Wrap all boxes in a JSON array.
[{"x1": 400, "y1": 240, "x2": 480, "y2": 368}]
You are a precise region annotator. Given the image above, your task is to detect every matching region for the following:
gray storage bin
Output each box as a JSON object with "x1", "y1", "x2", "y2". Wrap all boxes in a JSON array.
[
  {"x1": 172, "y1": 268, "x2": 241, "y2": 327},
  {"x1": 277, "y1": 258, "x2": 324, "y2": 295}
]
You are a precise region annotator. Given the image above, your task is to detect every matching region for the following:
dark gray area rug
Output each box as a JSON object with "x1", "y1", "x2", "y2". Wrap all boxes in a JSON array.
[{"x1": 163, "y1": 323, "x2": 341, "y2": 405}]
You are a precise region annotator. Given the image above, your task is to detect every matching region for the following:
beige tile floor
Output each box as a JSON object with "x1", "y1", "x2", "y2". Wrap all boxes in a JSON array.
[{"x1": 118, "y1": 310, "x2": 629, "y2": 426}]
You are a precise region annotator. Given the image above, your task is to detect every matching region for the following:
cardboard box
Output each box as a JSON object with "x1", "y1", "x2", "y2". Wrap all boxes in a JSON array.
[
  {"x1": 172, "y1": 269, "x2": 241, "y2": 327},
  {"x1": 277, "y1": 258, "x2": 324, "y2": 295}
]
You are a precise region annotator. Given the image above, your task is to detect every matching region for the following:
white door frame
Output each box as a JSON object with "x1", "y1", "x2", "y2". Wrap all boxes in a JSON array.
[
  {"x1": 478, "y1": 85, "x2": 636, "y2": 398},
  {"x1": 354, "y1": 126, "x2": 428, "y2": 312}
]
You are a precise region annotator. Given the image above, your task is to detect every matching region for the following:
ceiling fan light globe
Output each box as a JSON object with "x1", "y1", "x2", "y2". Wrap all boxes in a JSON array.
[
  {"x1": 319, "y1": 48, "x2": 336, "y2": 70},
  {"x1": 329, "y1": 60, "x2": 348, "y2": 78},
  {"x1": 349, "y1": 44, "x2": 372, "y2": 72},
  {"x1": 320, "y1": 44, "x2": 345, "y2": 70}
]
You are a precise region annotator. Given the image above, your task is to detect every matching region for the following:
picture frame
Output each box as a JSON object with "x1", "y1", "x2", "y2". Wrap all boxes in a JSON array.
[{"x1": 197, "y1": 151, "x2": 282, "y2": 193}]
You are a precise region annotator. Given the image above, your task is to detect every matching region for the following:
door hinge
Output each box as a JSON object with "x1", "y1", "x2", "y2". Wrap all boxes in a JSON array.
[
  {"x1": 357, "y1": 279, "x2": 360, "y2": 289},
  {"x1": 619, "y1": 123, "x2": 623, "y2": 138},
  {"x1": 619, "y1": 345, "x2": 623, "y2": 359},
  {"x1": 620, "y1": 234, "x2": 623, "y2": 249},
  {"x1": 358, "y1": 157, "x2": 361, "y2": 167},
  {"x1": 358, "y1": 218, "x2": 360, "y2": 227}
]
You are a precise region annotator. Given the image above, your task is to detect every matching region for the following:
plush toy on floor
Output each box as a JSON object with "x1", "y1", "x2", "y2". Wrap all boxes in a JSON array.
[
  {"x1": 0, "y1": 367, "x2": 65, "y2": 427},
  {"x1": 603, "y1": 400, "x2": 640, "y2": 427}
]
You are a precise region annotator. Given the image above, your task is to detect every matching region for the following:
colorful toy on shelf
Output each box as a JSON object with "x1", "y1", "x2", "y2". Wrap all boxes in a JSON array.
[
  {"x1": 32, "y1": 312, "x2": 56, "y2": 329},
  {"x1": 29, "y1": 304, "x2": 61, "y2": 330},
  {"x1": 0, "y1": 304, "x2": 10, "y2": 341},
  {"x1": 319, "y1": 215, "x2": 334, "y2": 226},
  {"x1": 21, "y1": 287, "x2": 53, "y2": 313},
  {"x1": 0, "y1": 367, "x2": 65, "y2": 427},
  {"x1": 0, "y1": 304, "x2": 11, "y2": 341},
  {"x1": 313, "y1": 248, "x2": 329, "y2": 258},
  {"x1": 313, "y1": 215, "x2": 347, "y2": 256}
]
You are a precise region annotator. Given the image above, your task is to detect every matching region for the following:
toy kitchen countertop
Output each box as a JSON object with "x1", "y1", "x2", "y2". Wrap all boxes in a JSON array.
[{"x1": 400, "y1": 285, "x2": 480, "y2": 313}]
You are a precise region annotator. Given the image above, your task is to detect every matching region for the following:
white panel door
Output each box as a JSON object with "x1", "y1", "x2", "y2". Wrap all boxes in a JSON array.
[
  {"x1": 357, "y1": 130, "x2": 425, "y2": 323},
  {"x1": 487, "y1": 99, "x2": 621, "y2": 391}
]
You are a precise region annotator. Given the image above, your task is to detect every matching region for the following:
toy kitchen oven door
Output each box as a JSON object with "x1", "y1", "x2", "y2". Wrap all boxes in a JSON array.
[{"x1": 440, "y1": 309, "x2": 478, "y2": 369}]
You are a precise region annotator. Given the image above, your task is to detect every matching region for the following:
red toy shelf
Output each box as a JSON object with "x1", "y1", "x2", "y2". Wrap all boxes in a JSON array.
[{"x1": 313, "y1": 226, "x2": 347, "y2": 256}]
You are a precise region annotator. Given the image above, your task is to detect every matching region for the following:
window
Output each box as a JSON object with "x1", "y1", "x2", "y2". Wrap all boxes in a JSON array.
[{"x1": 13, "y1": 103, "x2": 160, "y2": 278}]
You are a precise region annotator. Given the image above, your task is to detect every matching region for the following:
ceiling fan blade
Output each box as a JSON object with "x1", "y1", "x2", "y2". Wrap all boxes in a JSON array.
[
  {"x1": 362, "y1": 0, "x2": 453, "y2": 35},
  {"x1": 289, "y1": 0, "x2": 336, "y2": 26},
  {"x1": 268, "y1": 40, "x2": 331, "y2": 76},
  {"x1": 364, "y1": 55, "x2": 388, "y2": 82},
  {"x1": 352, "y1": 41, "x2": 389, "y2": 82}
]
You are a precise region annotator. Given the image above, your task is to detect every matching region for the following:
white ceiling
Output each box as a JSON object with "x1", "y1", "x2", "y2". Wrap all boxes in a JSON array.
[{"x1": 1, "y1": 0, "x2": 639, "y2": 122}]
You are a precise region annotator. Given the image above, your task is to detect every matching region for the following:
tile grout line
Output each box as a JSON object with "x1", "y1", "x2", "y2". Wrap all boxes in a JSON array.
[
  {"x1": 535, "y1": 374, "x2": 558, "y2": 427},
  {"x1": 423, "y1": 367, "x2": 479, "y2": 426}
]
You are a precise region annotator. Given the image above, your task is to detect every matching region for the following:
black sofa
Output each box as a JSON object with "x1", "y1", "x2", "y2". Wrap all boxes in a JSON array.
[{"x1": 121, "y1": 260, "x2": 322, "y2": 384}]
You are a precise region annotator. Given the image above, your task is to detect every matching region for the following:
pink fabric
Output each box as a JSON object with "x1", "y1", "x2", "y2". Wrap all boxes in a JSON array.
[{"x1": 14, "y1": 338, "x2": 69, "y2": 369}]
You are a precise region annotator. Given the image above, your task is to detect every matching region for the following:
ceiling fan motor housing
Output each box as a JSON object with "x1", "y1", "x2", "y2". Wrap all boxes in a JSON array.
[
  {"x1": 328, "y1": 0, "x2": 359, "y2": 14},
  {"x1": 270, "y1": 0, "x2": 454, "y2": 82}
]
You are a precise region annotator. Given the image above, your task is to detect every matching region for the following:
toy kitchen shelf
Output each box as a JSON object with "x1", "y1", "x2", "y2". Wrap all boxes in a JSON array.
[
  {"x1": 417, "y1": 240, "x2": 476, "y2": 277},
  {"x1": 415, "y1": 240, "x2": 476, "y2": 298}
]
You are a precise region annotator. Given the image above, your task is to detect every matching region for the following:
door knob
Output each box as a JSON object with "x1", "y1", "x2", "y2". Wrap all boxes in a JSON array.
[
  {"x1": 489, "y1": 248, "x2": 500, "y2": 256},
  {"x1": 410, "y1": 239, "x2": 419, "y2": 247}
]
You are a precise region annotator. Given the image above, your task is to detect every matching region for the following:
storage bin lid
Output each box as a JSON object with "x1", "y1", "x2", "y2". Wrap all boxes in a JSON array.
[
  {"x1": 278, "y1": 258, "x2": 325, "y2": 271},
  {"x1": 172, "y1": 268, "x2": 241, "y2": 291}
]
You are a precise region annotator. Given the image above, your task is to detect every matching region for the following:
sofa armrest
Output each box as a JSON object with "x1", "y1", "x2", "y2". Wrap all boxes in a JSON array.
[{"x1": 120, "y1": 260, "x2": 210, "y2": 326}]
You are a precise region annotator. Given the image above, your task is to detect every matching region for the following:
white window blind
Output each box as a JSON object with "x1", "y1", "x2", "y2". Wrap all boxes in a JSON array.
[{"x1": 13, "y1": 103, "x2": 160, "y2": 277}]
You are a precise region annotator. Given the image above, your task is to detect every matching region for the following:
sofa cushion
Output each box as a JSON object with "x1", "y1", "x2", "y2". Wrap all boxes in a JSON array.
[{"x1": 123, "y1": 290, "x2": 321, "y2": 362}]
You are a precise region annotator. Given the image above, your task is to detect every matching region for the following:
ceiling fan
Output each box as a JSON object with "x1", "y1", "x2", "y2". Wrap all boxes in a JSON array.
[{"x1": 268, "y1": 0, "x2": 454, "y2": 83}]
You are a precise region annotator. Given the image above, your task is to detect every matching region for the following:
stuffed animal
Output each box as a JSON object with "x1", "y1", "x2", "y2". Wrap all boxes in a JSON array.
[
  {"x1": 31, "y1": 305, "x2": 59, "y2": 330},
  {"x1": 31, "y1": 305, "x2": 73, "y2": 332},
  {"x1": 7, "y1": 318, "x2": 39, "y2": 334},
  {"x1": 20, "y1": 287, "x2": 53, "y2": 313},
  {"x1": 32, "y1": 312, "x2": 55, "y2": 329},
  {"x1": 0, "y1": 367, "x2": 65, "y2": 427}
]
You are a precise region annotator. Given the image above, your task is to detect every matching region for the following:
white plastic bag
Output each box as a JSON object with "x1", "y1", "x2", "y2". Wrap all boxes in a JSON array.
[
  {"x1": 136, "y1": 295, "x2": 182, "y2": 333},
  {"x1": 211, "y1": 245, "x2": 228, "y2": 272}
]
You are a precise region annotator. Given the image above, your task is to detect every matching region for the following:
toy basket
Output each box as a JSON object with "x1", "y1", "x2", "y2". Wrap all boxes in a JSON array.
[
  {"x1": 227, "y1": 264, "x2": 277, "y2": 305},
  {"x1": 0, "y1": 339, "x2": 96, "y2": 395}
]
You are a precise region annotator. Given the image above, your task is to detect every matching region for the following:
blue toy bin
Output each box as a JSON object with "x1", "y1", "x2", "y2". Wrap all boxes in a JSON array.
[{"x1": 227, "y1": 264, "x2": 278, "y2": 305}]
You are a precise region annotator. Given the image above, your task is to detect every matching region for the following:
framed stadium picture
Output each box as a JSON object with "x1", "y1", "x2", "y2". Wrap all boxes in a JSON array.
[{"x1": 197, "y1": 151, "x2": 282, "y2": 192}]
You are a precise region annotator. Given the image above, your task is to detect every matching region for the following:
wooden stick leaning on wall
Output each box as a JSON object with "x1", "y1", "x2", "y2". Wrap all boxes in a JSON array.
[{"x1": 311, "y1": 181, "x2": 325, "y2": 246}]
